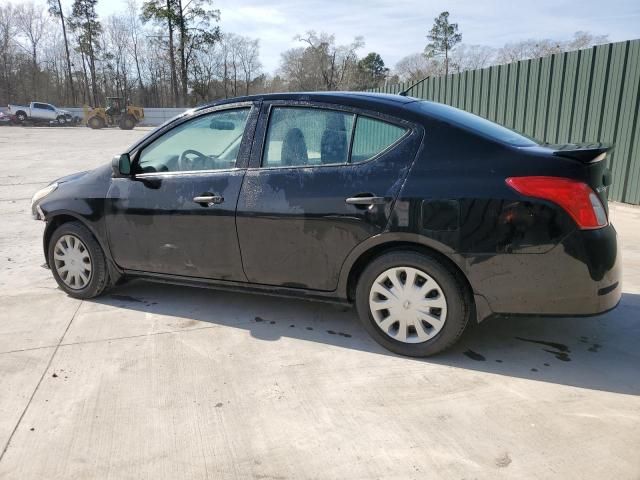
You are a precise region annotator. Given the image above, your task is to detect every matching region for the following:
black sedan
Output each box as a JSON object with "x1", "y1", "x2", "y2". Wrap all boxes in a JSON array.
[{"x1": 31, "y1": 92, "x2": 621, "y2": 357}]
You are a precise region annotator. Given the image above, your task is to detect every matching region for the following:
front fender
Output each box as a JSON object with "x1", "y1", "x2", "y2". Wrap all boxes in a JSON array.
[{"x1": 42, "y1": 209, "x2": 122, "y2": 283}]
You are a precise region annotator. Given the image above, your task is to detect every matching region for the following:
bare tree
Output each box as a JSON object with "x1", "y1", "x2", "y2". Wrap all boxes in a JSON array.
[
  {"x1": 47, "y1": 0, "x2": 75, "y2": 103},
  {"x1": 15, "y1": 2, "x2": 49, "y2": 97},
  {"x1": 450, "y1": 44, "x2": 496, "y2": 72},
  {"x1": 123, "y1": 0, "x2": 147, "y2": 104},
  {"x1": 104, "y1": 14, "x2": 132, "y2": 100},
  {"x1": 394, "y1": 53, "x2": 441, "y2": 82},
  {"x1": 238, "y1": 37, "x2": 261, "y2": 95},
  {"x1": 142, "y1": 0, "x2": 179, "y2": 106},
  {"x1": 279, "y1": 46, "x2": 313, "y2": 91},
  {"x1": 297, "y1": 31, "x2": 363, "y2": 90},
  {"x1": 280, "y1": 31, "x2": 363, "y2": 91},
  {"x1": 567, "y1": 31, "x2": 609, "y2": 50},
  {"x1": 69, "y1": 0, "x2": 101, "y2": 106},
  {"x1": 219, "y1": 33, "x2": 241, "y2": 97},
  {"x1": 0, "y1": 4, "x2": 18, "y2": 103}
]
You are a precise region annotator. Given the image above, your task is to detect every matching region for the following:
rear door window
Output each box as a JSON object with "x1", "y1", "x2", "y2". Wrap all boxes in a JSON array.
[
  {"x1": 261, "y1": 106, "x2": 409, "y2": 168},
  {"x1": 263, "y1": 107, "x2": 355, "y2": 167}
]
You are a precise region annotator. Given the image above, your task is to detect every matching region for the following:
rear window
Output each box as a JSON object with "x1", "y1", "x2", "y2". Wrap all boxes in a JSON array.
[{"x1": 416, "y1": 101, "x2": 538, "y2": 147}]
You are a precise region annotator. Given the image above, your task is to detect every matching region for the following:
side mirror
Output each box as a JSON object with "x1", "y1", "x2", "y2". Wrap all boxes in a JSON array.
[{"x1": 112, "y1": 153, "x2": 132, "y2": 178}]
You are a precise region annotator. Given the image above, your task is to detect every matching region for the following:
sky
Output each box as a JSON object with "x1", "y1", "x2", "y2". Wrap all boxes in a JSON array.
[{"x1": 13, "y1": 0, "x2": 640, "y2": 73}]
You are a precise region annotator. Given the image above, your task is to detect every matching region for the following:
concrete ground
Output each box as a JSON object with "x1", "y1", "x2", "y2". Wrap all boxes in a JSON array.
[{"x1": 0, "y1": 125, "x2": 639, "y2": 479}]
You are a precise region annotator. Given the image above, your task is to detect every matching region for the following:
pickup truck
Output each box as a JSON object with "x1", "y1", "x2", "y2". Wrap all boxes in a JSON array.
[{"x1": 7, "y1": 102, "x2": 73, "y2": 125}]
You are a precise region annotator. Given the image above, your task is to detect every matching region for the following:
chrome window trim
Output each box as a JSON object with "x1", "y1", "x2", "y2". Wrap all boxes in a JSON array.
[{"x1": 135, "y1": 167, "x2": 243, "y2": 179}]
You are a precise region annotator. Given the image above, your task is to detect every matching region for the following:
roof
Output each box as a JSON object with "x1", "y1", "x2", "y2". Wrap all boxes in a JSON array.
[{"x1": 195, "y1": 91, "x2": 419, "y2": 112}]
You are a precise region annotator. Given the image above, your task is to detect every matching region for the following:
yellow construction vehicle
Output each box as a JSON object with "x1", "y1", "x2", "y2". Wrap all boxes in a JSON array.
[{"x1": 84, "y1": 97, "x2": 144, "y2": 130}]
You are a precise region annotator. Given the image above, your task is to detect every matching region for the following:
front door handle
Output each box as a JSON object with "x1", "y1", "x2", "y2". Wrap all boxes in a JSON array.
[
  {"x1": 345, "y1": 196, "x2": 386, "y2": 205},
  {"x1": 193, "y1": 195, "x2": 224, "y2": 206}
]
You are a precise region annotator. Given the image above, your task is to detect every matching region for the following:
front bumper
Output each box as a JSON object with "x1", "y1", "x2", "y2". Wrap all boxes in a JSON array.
[{"x1": 467, "y1": 223, "x2": 621, "y2": 317}]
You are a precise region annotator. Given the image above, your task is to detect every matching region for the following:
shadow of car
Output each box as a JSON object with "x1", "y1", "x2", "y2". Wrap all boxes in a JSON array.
[{"x1": 90, "y1": 279, "x2": 640, "y2": 396}]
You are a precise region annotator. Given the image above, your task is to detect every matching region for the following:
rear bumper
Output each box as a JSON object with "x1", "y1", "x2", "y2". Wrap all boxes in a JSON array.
[{"x1": 467, "y1": 223, "x2": 621, "y2": 318}]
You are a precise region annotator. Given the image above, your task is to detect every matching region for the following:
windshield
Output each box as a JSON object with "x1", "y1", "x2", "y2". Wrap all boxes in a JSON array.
[{"x1": 415, "y1": 101, "x2": 538, "y2": 147}]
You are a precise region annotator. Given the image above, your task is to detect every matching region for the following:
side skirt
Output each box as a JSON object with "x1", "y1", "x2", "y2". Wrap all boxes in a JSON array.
[{"x1": 123, "y1": 269, "x2": 352, "y2": 306}]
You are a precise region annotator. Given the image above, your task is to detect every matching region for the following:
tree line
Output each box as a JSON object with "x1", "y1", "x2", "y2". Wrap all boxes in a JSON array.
[
  {"x1": 394, "y1": 12, "x2": 609, "y2": 83},
  {"x1": 0, "y1": 0, "x2": 266, "y2": 108},
  {"x1": 0, "y1": 2, "x2": 610, "y2": 108}
]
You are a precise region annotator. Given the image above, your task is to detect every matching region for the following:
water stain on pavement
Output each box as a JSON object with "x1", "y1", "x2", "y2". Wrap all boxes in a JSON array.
[
  {"x1": 516, "y1": 337, "x2": 572, "y2": 361},
  {"x1": 463, "y1": 349, "x2": 486, "y2": 361},
  {"x1": 109, "y1": 294, "x2": 144, "y2": 303},
  {"x1": 543, "y1": 349, "x2": 571, "y2": 362},
  {"x1": 515, "y1": 337, "x2": 569, "y2": 352}
]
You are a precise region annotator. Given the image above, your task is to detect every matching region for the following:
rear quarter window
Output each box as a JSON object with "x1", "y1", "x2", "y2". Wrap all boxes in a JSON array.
[{"x1": 351, "y1": 116, "x2": 408, "y2": 163}]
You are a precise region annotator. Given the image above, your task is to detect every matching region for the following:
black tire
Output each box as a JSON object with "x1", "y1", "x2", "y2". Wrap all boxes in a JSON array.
[
  {"x1": 355, "y1": 251, "x2": 471, "y2": 357},
  {"x1": 48, "y1": 221, "x2": 111, "y2": 299},
  {"x1": 56, "y1": 115, "x2": 66, "y2": 125},
  {"x1": 16, "y1": 111, "x2": 27, "y2": 122},
  {"x1": 119, "y1": 115, "x2": 135, "y2": 130},
  {"x1": 88, "y1": 116, "x2": 104, "y2": 129}
]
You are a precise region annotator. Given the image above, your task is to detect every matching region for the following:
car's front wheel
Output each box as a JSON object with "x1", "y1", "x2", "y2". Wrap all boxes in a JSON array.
[
  {"x1": 48, "y1": 222, "x2": 110, "y2": 299},
  {"x1": 355, "y1": 251, "x2": 471, "y2": 357}
]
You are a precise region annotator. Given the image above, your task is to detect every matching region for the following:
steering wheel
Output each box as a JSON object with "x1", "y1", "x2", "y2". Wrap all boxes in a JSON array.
[{"x1": 178, "y1": 149, "x2": 209, "y2": 171}]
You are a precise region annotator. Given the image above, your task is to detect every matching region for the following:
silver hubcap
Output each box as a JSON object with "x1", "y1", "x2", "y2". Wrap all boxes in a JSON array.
[
  {"x1": 369, "y1": 266, "x2": 447, "y2": 344},
  {"x1": 53, "y1": 235, "x2": 92, "y2": 290}
]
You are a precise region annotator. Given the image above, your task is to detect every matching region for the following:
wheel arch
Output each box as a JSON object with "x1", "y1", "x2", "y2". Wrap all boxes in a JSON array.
[
  {"x1": 43, "y1": 212, "x2": 122, "y2": 283},
  {"x1": 44, "y1": 214, "x2": 90, "y2": 265},
  {"x1": 340, "y1": 234, "x2": 489, "y2": 322}
]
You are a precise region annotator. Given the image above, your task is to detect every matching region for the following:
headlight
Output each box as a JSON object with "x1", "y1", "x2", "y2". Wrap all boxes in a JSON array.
[{"x1": 31, "y1": 183, "x2": 58, "y2": 219}]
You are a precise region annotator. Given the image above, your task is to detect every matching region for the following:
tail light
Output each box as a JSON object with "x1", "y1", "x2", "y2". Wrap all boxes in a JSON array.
[{"x1": 506, "y1": 176, "x2": 607, "y2": 229}]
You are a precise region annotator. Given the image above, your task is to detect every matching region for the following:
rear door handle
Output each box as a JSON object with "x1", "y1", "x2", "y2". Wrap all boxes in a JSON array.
[
  {"x1": 193, "y1": 195, "x2": 224, "y2": 206},
  {"x1": 345, "y1": 196, "x2": 386, "y2": 205}
]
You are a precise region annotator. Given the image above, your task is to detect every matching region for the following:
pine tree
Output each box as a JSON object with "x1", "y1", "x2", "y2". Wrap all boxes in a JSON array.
[{"x1": 425, "y1": 11, "x2": 462, "y2": 76}]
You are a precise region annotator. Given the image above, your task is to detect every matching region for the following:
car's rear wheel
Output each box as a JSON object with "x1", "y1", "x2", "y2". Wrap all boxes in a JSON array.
[
  {"x1": 16, "y1": 111, "x2": 27, "y2": 122},
  {"x1": 355, "y1": 251, "x2": 470, "y2": 357},
  {"x1": 48, "y1": 222, "x2": 110, "y2": 299}
]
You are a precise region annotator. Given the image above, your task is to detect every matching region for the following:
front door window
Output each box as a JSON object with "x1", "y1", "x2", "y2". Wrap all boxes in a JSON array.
[{"x1": 137, "y1": 108, "x2": 250, "y2": 174}]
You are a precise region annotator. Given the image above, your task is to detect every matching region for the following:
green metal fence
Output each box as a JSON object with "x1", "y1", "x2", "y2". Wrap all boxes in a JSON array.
[{"x1": 370, "y1": 39, "x2": 640, "y2": 204}]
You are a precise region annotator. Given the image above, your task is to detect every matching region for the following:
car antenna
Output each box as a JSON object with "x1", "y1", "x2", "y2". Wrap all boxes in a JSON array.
[{"x1": 398, "y1": 76, "x2": 430, "y2": 97}]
